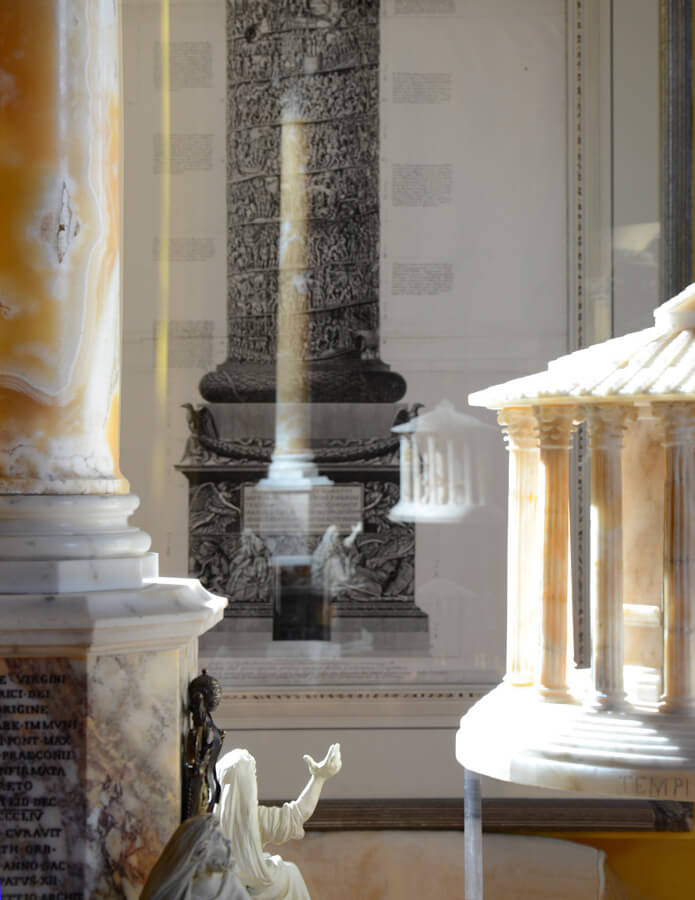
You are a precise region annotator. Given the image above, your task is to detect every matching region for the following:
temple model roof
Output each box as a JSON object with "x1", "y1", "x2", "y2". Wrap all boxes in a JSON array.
[{"x1": 469, "y1": 283, "x2": 695, "y2": 408}]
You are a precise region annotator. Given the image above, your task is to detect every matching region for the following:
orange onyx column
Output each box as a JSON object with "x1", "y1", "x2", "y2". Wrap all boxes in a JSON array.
[{"x1": 0, "y1": 0, "x2": 127, "y2": 494}]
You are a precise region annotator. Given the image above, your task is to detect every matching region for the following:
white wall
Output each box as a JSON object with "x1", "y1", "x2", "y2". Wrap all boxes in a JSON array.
[{"x1": 121, "y1": 0, "x2": 228, "y2": 574}]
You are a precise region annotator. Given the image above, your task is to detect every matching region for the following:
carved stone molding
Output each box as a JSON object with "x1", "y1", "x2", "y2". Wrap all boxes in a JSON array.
[
  {"x1": 584, "y1": 404, "x2": 631, "y2": 449},
  {"x1": 534, "y1": 405, "x2": 576, "y2": 450},
  {"x1": 657, "y1": 401, "x2": 695, "y2": 447},
  {"x1": 498, "y1": 407, "x2": 539, "y2": 451}
]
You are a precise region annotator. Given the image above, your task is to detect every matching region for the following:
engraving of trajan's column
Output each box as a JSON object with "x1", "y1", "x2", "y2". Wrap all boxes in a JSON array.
[
  {"x1": 182, "y1": 0, "x2": 427, "y2": 649},
  {"x1": 201, "y1": 0, "x2": 405, "y2": 404}
]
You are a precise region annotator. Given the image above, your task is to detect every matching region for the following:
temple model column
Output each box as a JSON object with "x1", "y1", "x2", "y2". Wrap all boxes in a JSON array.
[
  {"x1": 659, "y1": 402, "x2": 695, "y2": 712},
  {"x1": 399, "y1": 433, "x2": 415, "y2": 506},
  {"x1": 585, "y1": 404, "x2": 629, "y2": 707},
  {"x1": 535, "y1": 405, "x2": 575, "y2": 698},
  {"x1": 498, "y1": 407, "x2": 540, "y2": 686},
  {"x1": 0, "y1": 3, "x2": 225, "y2": 895}
]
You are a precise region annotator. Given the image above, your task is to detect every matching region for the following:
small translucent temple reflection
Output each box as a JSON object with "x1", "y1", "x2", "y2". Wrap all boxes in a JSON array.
[{"x1": 390, "y1": 400, "x2": 496, "y2": 523}]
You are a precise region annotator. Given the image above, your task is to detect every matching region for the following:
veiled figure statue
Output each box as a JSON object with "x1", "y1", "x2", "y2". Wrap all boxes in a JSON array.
[
  {"x1": 140, "y1": 813, "x2": 250, "y2": 900},
  {"x1": 216, "y1": 744, "x2": 342, "y2": 899}
]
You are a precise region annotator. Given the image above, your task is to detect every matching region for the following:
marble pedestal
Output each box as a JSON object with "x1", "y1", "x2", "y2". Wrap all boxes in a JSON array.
[{"x1": 0, "y1": 495, "x2": 225, "y2": 898}]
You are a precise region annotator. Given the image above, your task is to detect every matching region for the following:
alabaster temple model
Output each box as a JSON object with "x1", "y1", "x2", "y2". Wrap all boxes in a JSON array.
[{"x1": 457, "y1": 284, "x2": 695, "y2": 799}]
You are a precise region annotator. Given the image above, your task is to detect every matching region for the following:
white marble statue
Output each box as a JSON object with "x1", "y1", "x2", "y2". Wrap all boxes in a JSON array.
[
  {"x1": 140, "y1": 813, "x2": 250, "y2": 900},
  {"x1": 216, "y1": 743, "x2": 342, "y2": 899}
]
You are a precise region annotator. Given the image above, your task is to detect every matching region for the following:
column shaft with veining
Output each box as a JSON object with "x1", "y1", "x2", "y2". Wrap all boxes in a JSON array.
[
  {"x1": 585, "y1": 404, "x2": 629, "y2": 706},
  {"x1": 535, "y1": 406, "x2": 575, "y2": 697},
  {"x1": 0, "y1": 0, "x2": 126, "y2": 494},
  {"x1": 499, "y1": 407, "x2": 540, "y2": 685},
  {"x1": 659, "y1": 403, "x2": 695, "y2": 712}
]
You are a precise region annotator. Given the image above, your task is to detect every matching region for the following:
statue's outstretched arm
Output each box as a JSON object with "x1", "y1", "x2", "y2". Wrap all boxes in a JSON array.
[{"x1": 294, "y1": 743, "x2": 342, "y2": 824}]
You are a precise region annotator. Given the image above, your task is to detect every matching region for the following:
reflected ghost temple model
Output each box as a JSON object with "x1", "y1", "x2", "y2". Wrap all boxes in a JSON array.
[{"x1": 178, "y1": 0, "x2": 427, "y2": 647}]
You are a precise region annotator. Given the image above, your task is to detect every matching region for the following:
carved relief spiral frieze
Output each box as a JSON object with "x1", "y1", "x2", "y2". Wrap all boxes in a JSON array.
[
  {"x1": 230, "y1": 117, "x2": 379, "y2": 182},
  {"x1": 226, "y1": 0, "x2": 380, "y2": 367}
]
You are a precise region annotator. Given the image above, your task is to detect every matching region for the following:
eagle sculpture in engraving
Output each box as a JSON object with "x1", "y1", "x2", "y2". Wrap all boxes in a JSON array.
[
  {"x1": 182, "y1": 403, "x2": 219, "y2": 460},
  {"x1": 183, "y1": 403, "x2": 219, "y2": 440},
  {"x1": 391, "y1": 403, "x2": 423, "y2": 429}
]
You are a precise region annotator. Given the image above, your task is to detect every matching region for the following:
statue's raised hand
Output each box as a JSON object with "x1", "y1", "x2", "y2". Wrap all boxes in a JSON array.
[{"x1": 304, "y1": 743, "x2": 342, "y2": 781}]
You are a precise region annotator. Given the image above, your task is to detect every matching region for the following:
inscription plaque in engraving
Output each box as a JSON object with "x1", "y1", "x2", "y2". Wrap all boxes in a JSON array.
[
  {"x1": 0, "y1": 659, "x2": 84, "y2": 898},
  {"x1": 243, "y1": 485, "x2": 363, "y2": 534}
]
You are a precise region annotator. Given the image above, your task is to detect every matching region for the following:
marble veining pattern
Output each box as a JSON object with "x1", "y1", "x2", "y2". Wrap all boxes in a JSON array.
[
  {"x1": 0, "y1": 652, "x2": 183, "y2": 898},
  {"x1": 85, "y1": 650, "x2": 181, "y2": 898},
  {"x1": 0, "y1": 0, "x2": 126, "y2": 493}
]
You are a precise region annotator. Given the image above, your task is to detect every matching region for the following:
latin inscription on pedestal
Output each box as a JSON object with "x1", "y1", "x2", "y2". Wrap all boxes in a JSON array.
[
  {"x1": 0, "y1": 659, "x2": 85, "y2": 899},
  {"x1": 243, "y1": 484, "x2": 363, "y2": 534}
]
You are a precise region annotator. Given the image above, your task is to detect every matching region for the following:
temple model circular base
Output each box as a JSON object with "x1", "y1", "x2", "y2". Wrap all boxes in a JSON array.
[{"x1": 457, "y1": 682, "x2": 695, "y2": 800}]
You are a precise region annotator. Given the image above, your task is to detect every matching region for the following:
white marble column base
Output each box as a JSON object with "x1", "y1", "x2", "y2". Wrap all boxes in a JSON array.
[
  {"x1": 0, "y1": 494, "x2": 149, "y2": 563},
  {"x1": 0, "y1": 577, "x2": 225, "y2": 654},
  {"x1": 0, "y1": 493, "x2": 227, "y2": 639},
  {"x1": 0, "y1": 553, "x2": 158, "y2": 593}
]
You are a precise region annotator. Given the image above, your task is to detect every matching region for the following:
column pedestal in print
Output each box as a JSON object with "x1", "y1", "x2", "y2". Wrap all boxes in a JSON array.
[{"x1": 179, "y1": 402, "x2": 427, "y2": 656}]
